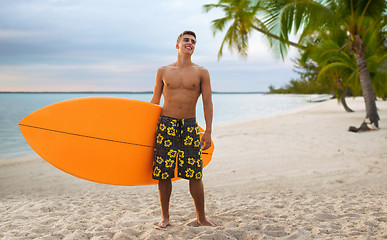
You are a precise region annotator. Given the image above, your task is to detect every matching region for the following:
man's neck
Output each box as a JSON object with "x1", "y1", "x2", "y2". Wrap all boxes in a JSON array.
[{"x1": 176, "y1": 53, "x2": 192, "y2": 68}]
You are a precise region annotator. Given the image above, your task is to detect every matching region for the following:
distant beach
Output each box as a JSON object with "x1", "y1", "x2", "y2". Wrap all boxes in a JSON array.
[{"x1": 0, "y1": 97, "x2": 386, "y2": 239}]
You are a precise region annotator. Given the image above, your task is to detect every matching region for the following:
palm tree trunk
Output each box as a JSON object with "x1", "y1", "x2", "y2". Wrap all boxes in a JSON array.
[
  {"x1": 340, "y1": 90, "x2": 354, "y2": 113},
  {"x1": 335, "y1": 78, "x2": 354, "y2": 112},
  {"x1": 355, "y1": 53, "x2": 379, "y2": 127}
]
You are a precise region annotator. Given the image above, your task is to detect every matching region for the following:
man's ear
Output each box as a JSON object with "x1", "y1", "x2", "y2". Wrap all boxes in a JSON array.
[{"x1": 176, "y1": 43, "x2": 179, "y2": 50}]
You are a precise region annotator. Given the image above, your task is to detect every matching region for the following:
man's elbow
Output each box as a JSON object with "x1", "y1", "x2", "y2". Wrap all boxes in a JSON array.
[{"x1": 150, "y1": 97, "x2": 160, "y2": 105}]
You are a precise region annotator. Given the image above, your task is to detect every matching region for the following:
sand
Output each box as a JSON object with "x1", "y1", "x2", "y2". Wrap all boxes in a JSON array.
[{"x1": 1, "y1": 97, "x2": 386, "y2": 239}]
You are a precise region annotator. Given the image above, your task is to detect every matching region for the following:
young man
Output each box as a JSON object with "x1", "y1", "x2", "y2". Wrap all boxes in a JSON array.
[{"x1": 150, "y1": 31, "x2": 215, "y2": 228}]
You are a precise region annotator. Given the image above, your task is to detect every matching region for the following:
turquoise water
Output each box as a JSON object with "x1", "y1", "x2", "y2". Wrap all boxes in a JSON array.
[{"x1": 0, "y1": 92, "x2": 313, "y2": 159}]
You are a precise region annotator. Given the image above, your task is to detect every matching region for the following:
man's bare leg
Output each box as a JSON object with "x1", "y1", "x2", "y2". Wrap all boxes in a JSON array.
[
  {"x1": 158, "y1": 179, "x2": 172, "y2": 228},
  {"x1": 189, "y1": 179, "x2": 216, "y2": 226}
]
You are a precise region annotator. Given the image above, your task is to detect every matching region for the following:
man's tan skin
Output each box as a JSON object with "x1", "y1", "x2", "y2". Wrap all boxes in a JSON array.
[{"x1": 151, "y1": 31, "x2": 215, "y2": 228}]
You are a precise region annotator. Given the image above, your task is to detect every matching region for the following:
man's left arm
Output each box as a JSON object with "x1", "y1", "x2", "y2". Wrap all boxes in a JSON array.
[{"x1": 200, "y1": 68, "x2": 213, "y2": 150}]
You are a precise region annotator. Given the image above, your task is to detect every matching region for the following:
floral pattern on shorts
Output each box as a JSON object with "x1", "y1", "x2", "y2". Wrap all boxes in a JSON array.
[{"x1": 152, "y1": 116, "x2": 203, "y2": 180}]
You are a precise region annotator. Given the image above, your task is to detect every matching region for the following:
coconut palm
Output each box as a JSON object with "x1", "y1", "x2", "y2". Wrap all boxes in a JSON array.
[
  {"x1": 205, "y1": 0, "x2": 386, "y2": 129},
  {"x1": 203, "y1": 0, "x2": 305, "y2": 59},
  {"x1": 299, "y1": 30, "x2": 358, "y2": 112},
  {"x1": 272, "y1": 0, "x2": 386, "y2": 128},
  {"x1": 307, "y1": 19, "x2": 387, "y2": 111},
  {"x1": 311, "y1": 41, "x2": 357, "y2": 112}
]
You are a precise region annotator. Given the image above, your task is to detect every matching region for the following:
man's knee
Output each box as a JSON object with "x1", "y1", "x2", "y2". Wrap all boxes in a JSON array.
[{"x1": 158, "y1": 179, "x2": 172, "y2": 188}]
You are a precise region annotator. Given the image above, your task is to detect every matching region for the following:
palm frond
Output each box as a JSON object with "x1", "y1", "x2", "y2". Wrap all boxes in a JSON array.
[
  {"x1": 211, "y1": 16, "x2": 232, "y2": 34},
  {"x1": 317, "y1": 62, "x2": 353, "y2": 82},
  {"x1": 203, "y1": 3, "x2": 231, "y2": 13}
]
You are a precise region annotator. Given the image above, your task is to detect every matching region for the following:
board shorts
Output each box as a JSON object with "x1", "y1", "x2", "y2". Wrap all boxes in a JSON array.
[{"x1": 152, "y1": 115, "x2": 203, "y2": 180}]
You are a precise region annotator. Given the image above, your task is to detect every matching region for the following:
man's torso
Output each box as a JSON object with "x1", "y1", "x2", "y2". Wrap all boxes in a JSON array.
[{"x1": 160, "y1": 63, "x2": 203, "y2": 119}]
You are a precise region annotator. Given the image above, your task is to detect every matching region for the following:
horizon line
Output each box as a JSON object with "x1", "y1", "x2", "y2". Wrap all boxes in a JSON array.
[{"x1": 0, "y1": 91, "x2": 267, "y2": 94}]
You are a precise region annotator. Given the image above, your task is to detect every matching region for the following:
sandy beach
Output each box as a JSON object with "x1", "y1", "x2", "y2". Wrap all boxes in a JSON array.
[{"x1": 1, "y1": 97, "x2": 386, "y2": 240}]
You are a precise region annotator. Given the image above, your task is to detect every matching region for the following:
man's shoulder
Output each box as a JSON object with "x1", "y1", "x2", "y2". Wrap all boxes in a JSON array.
[
  {"x1": 157, "y1": 64, "x2": 177, "y2": 72},
  {"x1": 158, "y1": 63, "x2": 208, "y2": 73},
  {"x1": 192, "y1": 63, "x2": 208, "y2": 73}
]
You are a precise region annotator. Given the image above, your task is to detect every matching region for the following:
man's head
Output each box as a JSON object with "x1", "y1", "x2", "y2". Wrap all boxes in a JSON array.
[
  {"x1": 176, "y1": 30, "x2": 197, "y2": 55},
  {"x1": 176, "y1": 31, "x2": 196, "y2": 45}
]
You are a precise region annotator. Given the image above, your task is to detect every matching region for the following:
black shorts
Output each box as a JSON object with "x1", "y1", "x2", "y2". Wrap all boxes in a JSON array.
[{"x1": 152, "y1": 116, "x2": 203, "y2": 180}]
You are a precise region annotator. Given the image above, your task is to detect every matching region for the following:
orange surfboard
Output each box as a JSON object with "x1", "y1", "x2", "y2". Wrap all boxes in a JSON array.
[{"x1": 18, "y1": 97, "x2": 214, "y2": 186}]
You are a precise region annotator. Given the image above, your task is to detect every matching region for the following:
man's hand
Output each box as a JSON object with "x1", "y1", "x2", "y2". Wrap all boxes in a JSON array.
[{"x1": 201, "y1": 131, "x2": 212, "y2": 150}]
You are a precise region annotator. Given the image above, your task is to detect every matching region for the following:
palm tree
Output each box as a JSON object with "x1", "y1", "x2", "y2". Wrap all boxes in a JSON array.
[
  {"x1": 300, "y1": 31, "x2": 358, "y2": 112},
  {"x1": 305, "y1": 20, "x2": 387, "y2": 112},
  {"x1": 205, "y1": 0, "x2": 386, "y2": 129},
  {"x1": 271, "y1": 0, "x2": 386, "y2": 129},
  {"x1": 203, "y1": 0, "x2": 305, "y2": 59}
]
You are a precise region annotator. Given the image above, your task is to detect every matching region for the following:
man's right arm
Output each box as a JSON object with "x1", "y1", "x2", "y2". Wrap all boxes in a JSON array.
[{"x1": 151, "y1": 68, "x2": 164, "y2": 105}]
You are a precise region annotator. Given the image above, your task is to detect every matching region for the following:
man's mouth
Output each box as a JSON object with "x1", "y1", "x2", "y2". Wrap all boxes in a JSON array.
[{"x1": 185, "y1": 46, "x2": 192, "y2": 50}]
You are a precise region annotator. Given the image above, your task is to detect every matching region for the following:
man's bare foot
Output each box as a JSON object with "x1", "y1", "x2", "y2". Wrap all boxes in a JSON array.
[
  {"x1": 158, "y1": 218, "x2": 171, "y2": 228},
  {"x1": 198, "y1": 219, "x2": 216, "y2": 227}
]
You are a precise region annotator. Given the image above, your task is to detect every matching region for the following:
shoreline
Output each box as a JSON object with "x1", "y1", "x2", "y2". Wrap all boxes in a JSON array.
[
  {"x1": 2, "y1": 97, "x2": 385, "y2": 190},
  {"x1": 0, "y1": 93, "x2": 325, "y2": 162},
  {"x1": 1, "y1": 97, "x2": 386, "y2": 239},
  {"x1": 214, "y1": 96, "x2": 365, "y2": 128}
]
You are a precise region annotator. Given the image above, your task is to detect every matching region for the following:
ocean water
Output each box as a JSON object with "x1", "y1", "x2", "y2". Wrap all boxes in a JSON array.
[{"x1": 0, "y1": 92, "x2": 314, "y2": 159}]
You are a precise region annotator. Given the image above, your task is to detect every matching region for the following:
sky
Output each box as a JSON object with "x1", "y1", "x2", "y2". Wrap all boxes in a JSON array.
[{"x1": 0, "y1": 0, "x2": 299, "y2": 92}]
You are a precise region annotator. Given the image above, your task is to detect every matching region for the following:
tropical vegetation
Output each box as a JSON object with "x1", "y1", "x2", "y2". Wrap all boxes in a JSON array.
[
  {"x1": 268, "y1": 53, "x2": 334, "y2": 95},
  {"x1": 204, "y1": 0, "x2": 386, "y2": 129}
]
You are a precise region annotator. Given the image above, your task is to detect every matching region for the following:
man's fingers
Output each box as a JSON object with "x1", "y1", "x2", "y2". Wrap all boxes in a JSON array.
[{"x1": 201, "y1": 140, "x2": 211, "y2": 150}]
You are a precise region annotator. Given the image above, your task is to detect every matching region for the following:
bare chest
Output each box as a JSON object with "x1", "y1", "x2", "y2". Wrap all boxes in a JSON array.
[{"x1": 163, "y1": 68, "x2": 201, "y2": 90}]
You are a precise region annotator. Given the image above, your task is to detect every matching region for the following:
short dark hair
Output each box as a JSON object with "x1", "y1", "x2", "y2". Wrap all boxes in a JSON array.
[{"x1": 177, "y1": 31, "x2": 196, "y2": 44}]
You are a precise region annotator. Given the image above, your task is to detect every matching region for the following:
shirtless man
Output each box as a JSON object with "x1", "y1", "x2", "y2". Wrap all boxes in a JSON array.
[{"x1": 150, "y1": 31, "x2": 215, "y2": 228}]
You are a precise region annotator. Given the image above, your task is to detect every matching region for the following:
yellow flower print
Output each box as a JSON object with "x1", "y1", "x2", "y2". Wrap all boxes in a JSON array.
[
  {"x1": 156, "y1": 156, "x2": 164, "y2": 164},
  {"x1": 167, "y1": 127, "x2": 175, "y2": 136},
  {"x1": 194, "y1": 140, "x2": 200, "y2": 148},
  {"x1": 195, "y1": 172, "x2": 202, "y2": 179},
  {"x1": 184, "y1": 136, "x2": 193, "y2": 145},
  {"x1": 161, "y1": 173, "x2": 169, "y2": 179},
  {"x1": 153, "y1": 167, "x2": 161, "y2": 177},
  {"x1": 156, "y1": 134, "x2": 163, "y2": 144},
  {"x1": 164, "y1": 140, "x2": 172, "y2": 148},
  {"x1": 170, "y1": 120, "x2": 177, "y2": 127},
  {"x1": 195, "y1": 127, "x2": 200, "y2": 135},
  {"x1": 188, "y1": 158, "x2": 195, "y2": 165},
  {"x1": 178, "y1": 150, "x2": 184, "y2": 160},
  {"x1": 167, "y1": 149, "x2": 177, "y2": 158},
  {"x1": 181, "y1": 119, "x2": 185, "y2": 126},
  {"x1": 179, "y1": 159, "x2": 184, "y2": 167},
  {"x1": 159, "y1": 123, "x2": 166, "y2": 131},
  {"x1": 187, "y1": 127, "x2": 194, "y2": 133},
  {"x1": 197, "y1": 159, "x2": 202, "y2": 168},
  {"x1": 165, "y1": 159, "x2": 174, "y2": 168},
  {"x1": 185, "y1": 168, "x2": 194, "y2": 178}
]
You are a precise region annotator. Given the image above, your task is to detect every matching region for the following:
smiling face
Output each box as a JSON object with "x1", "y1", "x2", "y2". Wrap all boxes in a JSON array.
[{"x1": 176, "y1": 34, "x2": 196, "y2": 55}]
